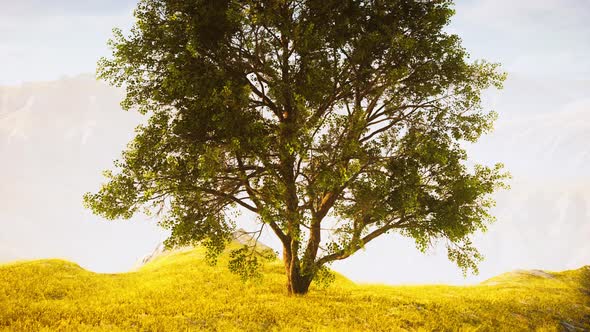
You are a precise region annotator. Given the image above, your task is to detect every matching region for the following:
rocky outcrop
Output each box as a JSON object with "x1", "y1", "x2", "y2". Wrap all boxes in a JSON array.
[
  {"x1": 231, "y1": 228, "x2": 273, "y2": 252},
  {"x1": 134, "y1": 228, "x2": 273, "y2": 269}
]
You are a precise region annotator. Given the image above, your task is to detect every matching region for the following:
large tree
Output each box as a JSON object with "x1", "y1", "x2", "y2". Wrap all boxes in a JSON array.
[{"x1": 85, "y1": 0, "x2": 508, "y2": 294}]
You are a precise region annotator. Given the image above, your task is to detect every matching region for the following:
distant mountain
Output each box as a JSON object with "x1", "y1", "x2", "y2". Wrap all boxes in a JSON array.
[
  {"x1": 468, "y1": 98, "x2": 590, "y2": 181},
  {"x1": 0, "y1": 74, "x2": 588, "y2": 284},
  {"x1": 0, "y1": 74, "x2": 137, "y2": 154},
  {"x1": 0, "y1": 75, "x2": 140, "y2": 216},
  {"x1": 464, "y1": 76, "x2": 590, "y2": 278},
  {"x1": 0, "y1": 75, "x2": 163, "y2": 272},
  {"x1": 322, "y1": 76, "x2": 590, "y2": 284}
]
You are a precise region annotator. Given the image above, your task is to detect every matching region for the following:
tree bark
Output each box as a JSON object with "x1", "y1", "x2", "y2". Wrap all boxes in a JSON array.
[{"x1": 283, "y1": 246, "x2": 313, "y2": 295}]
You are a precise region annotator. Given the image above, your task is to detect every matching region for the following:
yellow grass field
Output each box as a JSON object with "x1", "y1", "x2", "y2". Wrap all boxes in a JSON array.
[{"x1": 1, "y1": 244, "x2": 588, "y2": 331}]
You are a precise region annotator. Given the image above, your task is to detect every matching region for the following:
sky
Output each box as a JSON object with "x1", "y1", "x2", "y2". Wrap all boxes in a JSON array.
[
  {"x1": 0, "y1": 0, "x2": 589, "y2": 285},
  {"x1": 0, "y1": 0, "x2": 137, "y2": 85},
  {"x1": 452, "y1": 0, "x2": 590, "y2": 80},
  {"x1": 1, "y1": 0, "x2": 589, "y2": 85}
]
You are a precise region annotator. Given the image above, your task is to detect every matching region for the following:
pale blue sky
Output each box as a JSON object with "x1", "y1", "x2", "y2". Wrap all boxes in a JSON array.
[
  {"x1": 0, "y1": 0, "x2": 136, "y2": 84},
  {"x1": 1, "y1": 0, "x2": 589, "y2": 84},
  {"x1": 451, "y1": 0, "x2": 590, "y2": 80},
  {"x1": 1, "y1": 0, "x2": 136, "y2": 14}
]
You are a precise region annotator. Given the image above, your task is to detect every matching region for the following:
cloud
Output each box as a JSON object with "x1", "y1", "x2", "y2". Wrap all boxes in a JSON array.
[
  {"x1": 455, "y1": 0, "x2": 588, "y2": 28},
  {"x1": 0, "y1": 10, "x2": 133, "y2": 85},
  {"x1": 447, "y1": 1, "x2": 590, "y2": 80},
  {"x1": 466, "y1": 74, "x2": 590, "y2": 181},
  {"x1": 0, "y1": 0, "x2": 138, "y2": 84},
  {"x1": 0, "y1": 0, "x2": 138, "y2": 17}
]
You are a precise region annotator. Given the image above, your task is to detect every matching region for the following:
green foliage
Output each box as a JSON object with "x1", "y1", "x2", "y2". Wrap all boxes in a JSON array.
[
  {"x1": 228, "y1": 245, "x2": 277, "y2": 281},
  {"x1": 1, "y1": 249, "x2": 589, "y2": 331},
  {"x1": 85, "y1": 0, "x2": 510, "y2": 293},
  {"x1": 313, "y1": 265, "x2": 336, "y2": 290}
]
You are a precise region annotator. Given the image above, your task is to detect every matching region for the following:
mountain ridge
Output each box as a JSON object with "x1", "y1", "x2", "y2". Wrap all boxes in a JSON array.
[{"x1": 0, "y1": 74, "x2": 588, "y2": 284}]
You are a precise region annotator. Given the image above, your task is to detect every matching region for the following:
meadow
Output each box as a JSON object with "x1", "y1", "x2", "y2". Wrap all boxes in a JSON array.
[{"x1": 0, "y1": 244, "x2": 588, "y2": 331}]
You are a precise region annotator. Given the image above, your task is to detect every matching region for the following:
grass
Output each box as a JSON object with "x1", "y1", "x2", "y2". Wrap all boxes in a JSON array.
[{"x1": 0, "y1": 243, "x2": 588, "y2": 331}]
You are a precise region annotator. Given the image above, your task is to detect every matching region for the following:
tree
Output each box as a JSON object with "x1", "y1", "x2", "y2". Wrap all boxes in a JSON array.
[{"x1": 84, "y1": 0, "x2": 509, "y2": 295}]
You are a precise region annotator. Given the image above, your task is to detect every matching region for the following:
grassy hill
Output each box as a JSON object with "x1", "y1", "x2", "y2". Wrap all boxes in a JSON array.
[{"x1": 0, "y1": 244, "x2": 588, "y2": 331}]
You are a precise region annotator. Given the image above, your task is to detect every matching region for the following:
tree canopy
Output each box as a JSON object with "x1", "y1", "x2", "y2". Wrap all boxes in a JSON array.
[{"x1": 85, "y1": 0, "x2": 509, "y2": 294}]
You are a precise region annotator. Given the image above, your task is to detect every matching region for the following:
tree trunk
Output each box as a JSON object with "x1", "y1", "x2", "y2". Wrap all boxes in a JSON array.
[
  {"x1": 286, "y1": 264, "x2": 312, "y2": 295},
  {"x1": 283, "y1": 249, "x2": 313, "y2": 295}
]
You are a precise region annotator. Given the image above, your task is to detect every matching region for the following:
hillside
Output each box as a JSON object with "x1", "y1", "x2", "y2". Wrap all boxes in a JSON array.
[{"x1": 0, "y1": 245, "x2": 588, "y2": 331}]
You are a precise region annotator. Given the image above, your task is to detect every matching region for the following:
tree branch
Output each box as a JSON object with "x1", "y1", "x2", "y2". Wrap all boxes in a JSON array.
[{"x1": 316, "y1": 217, "x2": 407, "y2": 265}]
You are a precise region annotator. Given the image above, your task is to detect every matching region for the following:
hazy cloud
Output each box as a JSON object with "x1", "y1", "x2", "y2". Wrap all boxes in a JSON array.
[
  {"x1": 457, "y1": 0, "x2": 588, "y2": 26},
  {"x1": 451, "y1": 0, "x2": 590, "y2": 79},
  {"x1": 0, "y1": 0, "x2": 137, "y2": 17},
  {"x1": 0, "y1": 5, "x2": 134, "y2": 84}
]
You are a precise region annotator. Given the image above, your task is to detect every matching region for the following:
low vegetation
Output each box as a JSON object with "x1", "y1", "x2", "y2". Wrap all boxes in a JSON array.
[{"x1": 0, "y1": 244, "x2": 588, "y2": 331}]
